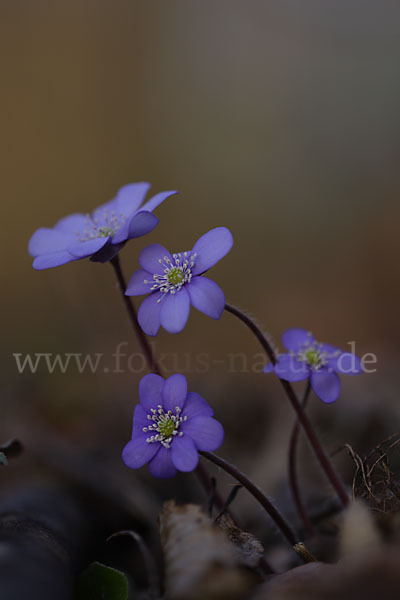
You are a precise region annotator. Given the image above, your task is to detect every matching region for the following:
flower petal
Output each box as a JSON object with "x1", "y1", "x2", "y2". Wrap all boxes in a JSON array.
[
  {"x1": 186, "y1": 276, "x2": 225, "y2": 319},
  {"x1": 274, "y1": 354, "x2": 309, "y2": 382},
  {"x1": 29, "y1": 228, "x2": 72, "y2": 257},
  {"x1": 67, "y1": 237, "x2": 110, "y2": 258},
  {"x1": 182, "y1": 392, "x2": 214, "y2": 419},
  {"x1": 163, "y1": 374, "x2": 188, "y2": 412},
  {"x1": 138, "y1": 292, "x2": 163, "y2": 336},
  {"x1": 310, "y1": 368, "x2": 341, "y2": 403},
  {"x1": 263, "y1": 362, "x2": 274, "y2": 373},
  {"x1": 132, "y1": 404, "x2": 151, "y2": 438},
  {"x1": 139, "y1": 373, "x2": 165, "y2": 411},
  {"x1": 171, "y1": 435, "x2": 199, "y2": 472},
  {"x1": 54, "y1": 213, "x2": 88, "y2": 234},
  {"x1": 32, "y1": 251, "x2": 76, "y2": 270},
  {"x1": 181, "y1": 416, "x2": 224, "y2": 452},
  {"x1": 160, "y1": 289, "x2": 191, "y2": 334},
  {"x1": 139, "y1": 244, "x2": 172, "y2": 274},
  {"x1": 281, "y1": 328, "x2": 315, "y2": 352},
  {"x1": 141, "y1": 190, "x2": 178, "y2": 213},
  {"x1": 122, "y1": 437, "x2": 159, "y2": 469},
  {"x1": 125, "y1": 269, "x2": 153, "y2": 296},
  {"x1": 327, "y1": 352, "x2": 363, "y2": 376},
  {"x1": 115, "y1": 182, "x2": 151, "y2": 215},
  {"x1": 128, "y1": 210, "x2": 159, "y2": 239},
  {"x1": 191, "y1": 227, "x2": 233, "y2": 275},
  {"x1": 148, "y1": 446, "x2": 177, "y2": 478}
]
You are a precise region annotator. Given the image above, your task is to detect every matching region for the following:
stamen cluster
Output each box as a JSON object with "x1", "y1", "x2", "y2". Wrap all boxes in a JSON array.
[
  {"x1": 77, "y1": 210, "x2": 127, "y2": 242},
  {"x1": 145, "y1": 252, "x2": 197, "y2": 301},
  {"x1": 142, "y1": 404, "x2": 187, "y2": 448}
]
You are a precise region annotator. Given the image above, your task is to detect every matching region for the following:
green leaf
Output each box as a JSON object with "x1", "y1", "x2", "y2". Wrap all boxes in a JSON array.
[
  {"x1": 0, "y1": 452, "x2": 8, "y2": 466},
  {"x1": 77, "y1": 562, "x2": 129, "y2": 600}
]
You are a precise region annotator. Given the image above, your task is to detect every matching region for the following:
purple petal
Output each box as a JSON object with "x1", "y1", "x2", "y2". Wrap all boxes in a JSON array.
[
  {"x1": 327, "y1": 352, "x2": 363, "y2": 376},
  {"x1": 115, "y1": 182, "x2": 151, "y2": 215},
  {"x1": 122, "y1": 437, "x2": 159, "y2": 469},
  {"x1": 171, "y1": 435, "x2": 199, "y2": 472},
  {"x1": 148, "y1": 446, "x2": 177, "y2": 478},
  {"x1": 32, "y1": 251, "x2": 77, "y2": 270},
  {"x1": 263, "y1": 363, "x2": 274, "y2": 373},
  {"x1": 182, "y1": 392, "x2": 214, "y2": 419},
  {"x1": 163, "y1": 374, "x2": 187, "y2": 412},
  {"x1": 54, "y1": 213, "x2": 88, "y2": 234},
  {"x1": 191, "y1": 227, "x2": 233, "y2": 275},
  {"x1": 125, "y1": 269, "x2": 153, "y2": 296},
  {"x1": 67, "y1": 237, "x2": 109, "y2": 258},
  {"x1": 139, "y1": 244, "x2": 172, "y2": 274},
  {"x1": 137, "y1": 292, "x2": 163, "y2": 336},
  {"x1": 128, "y1": 211, "x2": 159, "y2": 239},
  {"x1": 186, "y1": 276, "x2": 225, "y2": 319},
  {"x1": 141, "y1": 190, "x2": 178, "y2": 213},
  {"x1": 139, "y1": 373, "x2": 165, "y2": 411},
  {"x1": 310, "y1": 368, "x2": 341, "y2": 403},
  {"x1": 132, "y1": 404, "x2": 151, "y2": 438},
  {"x1": 181, "y1": 416, "x2": 224, "y2": 452},
  {"x1": 29, "y1": 228, "x2": 72, "y2": 257},
  {"x1": 160, "y1": 289, "x2": 190, "y2": 333},
  {"x1": 274, "y1": 354, "x2": 309, "y2": 382},
  {"x1": 281, "y1": 328, "x2": 315, "y2": 352}
]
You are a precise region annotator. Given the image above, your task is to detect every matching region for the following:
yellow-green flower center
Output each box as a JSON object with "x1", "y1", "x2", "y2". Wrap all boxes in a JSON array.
[
  {"x1": 158, "y1": 416, "x2": 176, "y2": 437},
  {"x1": 304, "y1": 348, "x2": 321, "y2": 368},
  {"x1": 98, "y1": 226, "x2": 115, "y2": 238},
  {"x1": 167, "y1": 266, "x2": 184, "y2": 286}
]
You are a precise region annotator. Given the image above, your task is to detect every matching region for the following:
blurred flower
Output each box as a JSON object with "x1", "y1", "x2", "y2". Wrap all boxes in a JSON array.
[
  {"x1": 122, "y1": 373, "x2": 224, "y2": 478},
  {"x1": 125, "y1": 227, "x2": 233, "y2": 335},
  {"x1": 264, "y1": 328, "x2": 363, "y2": 403},
  {"x1": 28, "y1": 183, "x2": 177, "y2": 269}
]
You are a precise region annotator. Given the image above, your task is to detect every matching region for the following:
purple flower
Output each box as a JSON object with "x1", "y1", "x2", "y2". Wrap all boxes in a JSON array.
[
  {"x1": 28, "y1": 183, "x2": 177, "y2": 269},
  {"x1": 125, "y1": 227, "x2": 233, "y2": 335},
  {"x1": 264, "y1": 328, "x2": 363, "y2": 403},
  {"x1": 122, "y1": 374, "x2": 224, "y2": 478}
]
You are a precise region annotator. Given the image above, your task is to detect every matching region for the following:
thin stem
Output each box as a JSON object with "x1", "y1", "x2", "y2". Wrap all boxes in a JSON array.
[
  {"x1": 110, "y1": 255, "x2": 161, "y2": 375},
  {"x1": 200, "y1": 451, "x2": 316, "y2": 563},
  {"x1": 224, "y1": 303, "x2": 349, "y2": 508},
  {"x1": 288, "y1": 381, "x2": 315, "y2": 537}
]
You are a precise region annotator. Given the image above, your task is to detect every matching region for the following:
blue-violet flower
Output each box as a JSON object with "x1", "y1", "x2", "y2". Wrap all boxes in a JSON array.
[
  {"x1": 29, "y1": 183, "x2": 177, "y2": 269},
  {"x1": 264, "y1": 328, "x2": 363, "y2": 403},
  {"x1": 125, "y1": 227, "x2": 233, "y2": 335},
  {"x1": 122, "y1": 373, "x2": 224, "y2": 478}
]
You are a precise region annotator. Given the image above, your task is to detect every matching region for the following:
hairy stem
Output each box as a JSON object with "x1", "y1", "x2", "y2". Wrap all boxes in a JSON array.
[
  {"x1": 224, "y1": 303, "x2": 349, "y2": 508},
  {"x1": 110, "y1": 255, "x2": 161, "y2": 375},
  {"x1": 288, "y1": 381, "x2": 315, "y2": 536},
  {"x1": 200, "y1": 451, "x2": 316, "y2": 562}
]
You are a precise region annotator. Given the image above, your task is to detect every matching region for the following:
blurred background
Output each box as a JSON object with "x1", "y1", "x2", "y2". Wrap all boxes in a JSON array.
[{"x1": 2, "y1": 0, "x2": 400, "y2": 569}]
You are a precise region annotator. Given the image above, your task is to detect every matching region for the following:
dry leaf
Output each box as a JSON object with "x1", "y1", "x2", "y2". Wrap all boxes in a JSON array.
[
  {"x1": 216, "y1": 513, "x2": 264, "y2": 568},
  {"x1": 159, "y1": 501, "x2": 255, "y2": 600}
]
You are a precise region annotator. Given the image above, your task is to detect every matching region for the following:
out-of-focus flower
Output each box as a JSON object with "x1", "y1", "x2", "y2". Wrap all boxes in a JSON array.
[
  {"x1": 122, "y1": 373, "x2": 224, "y2": 478},
  {"x1": 264, "y1": 328, "x2": 363, "y2": 403},
  {"x1": 125, "y1": 227, "x2": 233, "y2": 335},
  {"x1": 29, "y1": 183, "x2": 177, "y2": 269}
]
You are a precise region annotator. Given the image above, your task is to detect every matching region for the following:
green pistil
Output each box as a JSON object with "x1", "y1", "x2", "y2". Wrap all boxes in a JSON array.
[
  {"x1": 167, "y1": 266, "x2": 184, "y2": 286},
  {"x1": 158, "y1": 416, "x2": 176, "y2": 438},
  {"x1": 304, "y1": 348, "x2": 321, "y2": 368},
  {"x1": 98, "y1": 226, "x2": 114, "y2": 238}
]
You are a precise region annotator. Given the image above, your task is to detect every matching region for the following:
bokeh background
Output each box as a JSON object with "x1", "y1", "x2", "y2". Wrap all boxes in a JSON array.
[{"x1": 2, "y1": 0, "x2": 400, "y2": 563}]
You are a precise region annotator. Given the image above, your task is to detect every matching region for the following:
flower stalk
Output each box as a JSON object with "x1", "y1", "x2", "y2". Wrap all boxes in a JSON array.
[
  {"x1": 200, "y1": 451, "x2": 316, "y2": 562},
  {"x1": 224, "y1": 303, "x2": 349, "y2": 508},
  {"x1": 288, "y1": 381, "x2": 315, "y2": 537},
  {"x1": 110, "y1": 255, "x2": 161, "y2": 376}
]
